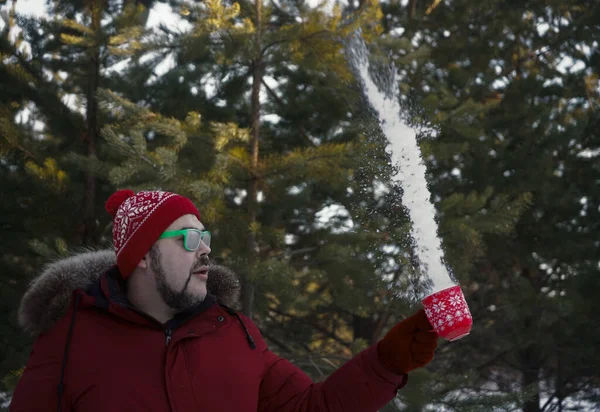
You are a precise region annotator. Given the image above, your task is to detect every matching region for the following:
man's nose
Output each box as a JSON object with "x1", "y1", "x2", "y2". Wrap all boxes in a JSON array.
[{"x1": 197, "y1": 240, "x2": 211, "y2": 257}]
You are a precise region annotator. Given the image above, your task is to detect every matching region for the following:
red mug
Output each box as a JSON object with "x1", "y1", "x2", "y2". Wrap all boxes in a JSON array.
[{"x1": 421, "y1": 285, "x2": 472, "y2": 341}]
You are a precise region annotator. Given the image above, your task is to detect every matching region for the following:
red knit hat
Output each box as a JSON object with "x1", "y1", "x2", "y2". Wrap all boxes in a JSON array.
[{"x1": 105, "y1": 189, "x2": 200, "y2": 279}]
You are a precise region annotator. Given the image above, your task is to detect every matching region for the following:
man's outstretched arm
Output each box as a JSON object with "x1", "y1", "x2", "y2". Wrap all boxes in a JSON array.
[{"x1": 257, "y1": 309, "x2": 438, "y2": 412}]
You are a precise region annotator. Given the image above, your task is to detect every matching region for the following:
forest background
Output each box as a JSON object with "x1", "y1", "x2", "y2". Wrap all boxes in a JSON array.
[{"x1": 0, "y1": 0, "x2": 599, "y2": 410}]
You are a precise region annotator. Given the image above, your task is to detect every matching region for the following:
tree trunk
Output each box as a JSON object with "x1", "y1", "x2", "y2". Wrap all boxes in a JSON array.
[
  {"x1": 352, "y1": 315, "x2": 378, "y2": 344},
  {"x1": 243, "y1": 0, "x2": 263, "y2": 318},
  {"x1": 556, "y1": 331, "x2": 564, "y2": 412},
  {"x1": 79, "y1": 0, "x2": 101, "y2": 246},
  {"x1": 519, "y1": 267, "x2": 542, "y2": 412},
  {"x1": 408, "y1": 0, "x2": 417, "y2": 19},
  {"x1": 521, "y1": 346, "x2": 541, "y2": 412}
]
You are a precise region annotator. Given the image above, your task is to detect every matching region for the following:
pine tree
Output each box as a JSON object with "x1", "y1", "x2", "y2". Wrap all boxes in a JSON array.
[
  {"x1": 119, "y1": 0, "x2": 383, "y2": 332},
  {"x1": 3, "y1": 0, "x2": 597, "y2": 410},
  {"x1": 375, "y1": 0, "x2": 600, "y2": 409},
  {"x1": 93, "y1": 0, "x2": 421, "y2": 387},
  {"x1": 0, "y1": 0, "x2": 156, "y2": 393}
]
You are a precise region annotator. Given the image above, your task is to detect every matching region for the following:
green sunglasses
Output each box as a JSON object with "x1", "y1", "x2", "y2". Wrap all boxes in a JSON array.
[{"x1": 159, "y1": 229, "x2": 211, "y2": 252}]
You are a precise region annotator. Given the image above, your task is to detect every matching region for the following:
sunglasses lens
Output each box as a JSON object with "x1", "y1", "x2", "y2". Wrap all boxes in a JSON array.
[
  {"x1": 201, "y1": 232, "x2": 211, "y2": 248},
  {"x1": 185, "y1": 230, "x2": 202, "y2": 251}
]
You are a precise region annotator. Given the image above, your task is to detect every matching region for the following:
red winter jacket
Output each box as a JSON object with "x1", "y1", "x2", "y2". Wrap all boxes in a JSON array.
[{"x1": 10, "y1": 251, "x2": 407, "y2": 412}]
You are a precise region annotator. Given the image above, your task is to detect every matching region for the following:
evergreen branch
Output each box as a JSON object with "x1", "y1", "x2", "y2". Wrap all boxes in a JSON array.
[
  {"x1": 1, "y1": 60, "x2": 35, "y2": 84},
  {"x1": 131, "y1": 151, "x2": 160, "y2": 170},
  {"x1": 539, "y1": 375, "x2": 590, "y2": 412},
  {"x1": 254, "y1": 152, "x2": 352, "y2": 181},
  {"x1": 261, "y1": 330, "x2": 295, "y2": 354},
  {"x1": 60, "y1": 19, "x2": 95, "y2": 35},
  {"x1": 259, "y1": 246, "x2": 319, "y2": 261},
  {"x1": 225, "y1": 149, "x2": 351, "y2": 184},
  {"x1": 267, "y1": 0, "x2": 297, "y2": 26},
  {"x1": 265, "y1": 319, "x2": 315, "y2": 353},
  {"x1": 260, "y1": 78, "x2": 316, "y2": 147},
  {"x1": 102, "y1": 126, "x2": 159, "y2": 169},
  {"x1": 540, "y1": 392, "x2": 558, "y2": 412},
  {"x1": 5, "y1": 141, "x2": 37, "y2": 160},
  {"x1": 307, "y1": 354, "x2": 326, "y2": 378},
  {"x1": 0, "y1": 132, "x2": 38, "y2": 161},
  {"x1": 425, "y1": 0, "x2": 443, "y2": 16},
  {"x1": 267, "y1": 305, "x2": 353, "y2": 349},
  {"x1": 60, "y1": 33, "x2": 93, "y2": 47},
  {"x1": 0, "y1": 108, "x2": 40, "y2": 161},
  {"x1": 473, "y1": 347, "x2": 521, "y2": 373},
  {"x1": 316, "y1": 356, "x2": 341, "y2": 371},
  {"x1": 260, "y1": 29, "x2": 332, "y2": 58},
  {"x1": 371, "y1": 270, "x2": 403, "y2": 341},
  {"x1": 284, "y1": 247, "x2": 318, "y2": 258},
  {"x1": 0, "y1": 37, "x2": 84, "y2": 136},
  {"x1": 465, "y1": 4, "x2": 600, "y2": 92},
  {"x1": 286, "y1": 354, "x2": 351, "y2": 371}
]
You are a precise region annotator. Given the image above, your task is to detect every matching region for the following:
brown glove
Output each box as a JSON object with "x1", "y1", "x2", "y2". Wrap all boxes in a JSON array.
[{"x1": 377, "y1": 308, "x2": 439, "y2": 374}]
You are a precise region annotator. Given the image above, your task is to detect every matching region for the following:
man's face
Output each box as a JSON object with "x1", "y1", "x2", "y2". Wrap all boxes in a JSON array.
[{"x1": 148, "y1": 214, "x2": 211, "y2": 313}]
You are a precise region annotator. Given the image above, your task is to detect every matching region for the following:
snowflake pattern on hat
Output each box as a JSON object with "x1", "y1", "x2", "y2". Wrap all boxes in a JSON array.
[
  {"x1": 113, "y1": 191, "x2": 175, "y2": 256},
  {"x1": 423, "y1": 285, "x2": 472, "y2": 339}
]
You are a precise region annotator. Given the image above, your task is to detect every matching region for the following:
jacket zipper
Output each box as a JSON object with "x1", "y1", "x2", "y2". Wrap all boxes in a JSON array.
[{"x1": 165, "y1": 328, "x2": 172, "y2": 346}]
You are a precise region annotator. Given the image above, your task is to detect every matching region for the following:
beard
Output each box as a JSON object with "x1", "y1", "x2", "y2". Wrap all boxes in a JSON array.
[{"x1": 149, "y1": 245, "x2": 209, "y2": 313}]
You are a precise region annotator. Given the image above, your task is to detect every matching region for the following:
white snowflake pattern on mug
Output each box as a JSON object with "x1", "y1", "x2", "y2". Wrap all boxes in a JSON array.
[{"x1": 423, "y1": 287, "x2": 472, "y2": 335}]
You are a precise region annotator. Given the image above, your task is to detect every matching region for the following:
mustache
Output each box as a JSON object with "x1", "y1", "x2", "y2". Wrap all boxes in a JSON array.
[
  {"x1": 181, "y1": 254, "x2": 211, "y2": 296},
  {"x1": 191, "y1": 254, "x2": 210, "y2": 272}
]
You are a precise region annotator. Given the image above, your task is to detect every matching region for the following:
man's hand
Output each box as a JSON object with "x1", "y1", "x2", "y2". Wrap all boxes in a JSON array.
[{"x1": 377, "y1": 308, "x2": 438, "y2": 374}]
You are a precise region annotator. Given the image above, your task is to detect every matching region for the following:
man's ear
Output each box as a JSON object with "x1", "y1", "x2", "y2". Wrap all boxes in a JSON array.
[{"x1": 137, "y1": 252, "x2": 151, "y2": 269}]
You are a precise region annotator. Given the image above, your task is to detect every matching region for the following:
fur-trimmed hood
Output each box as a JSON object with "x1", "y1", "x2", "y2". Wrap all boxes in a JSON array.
[{"x1": 18, "y1": 249, "x2": 241, "y2": 336}]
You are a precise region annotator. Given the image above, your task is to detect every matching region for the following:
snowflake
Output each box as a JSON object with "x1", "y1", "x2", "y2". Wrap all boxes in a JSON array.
[
  {"x1": 449, "y1": 295, "x2": 463, "y2": 307},
  {"x1": 433, "y1": 302, "x2": 446, "y2": 313}
]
